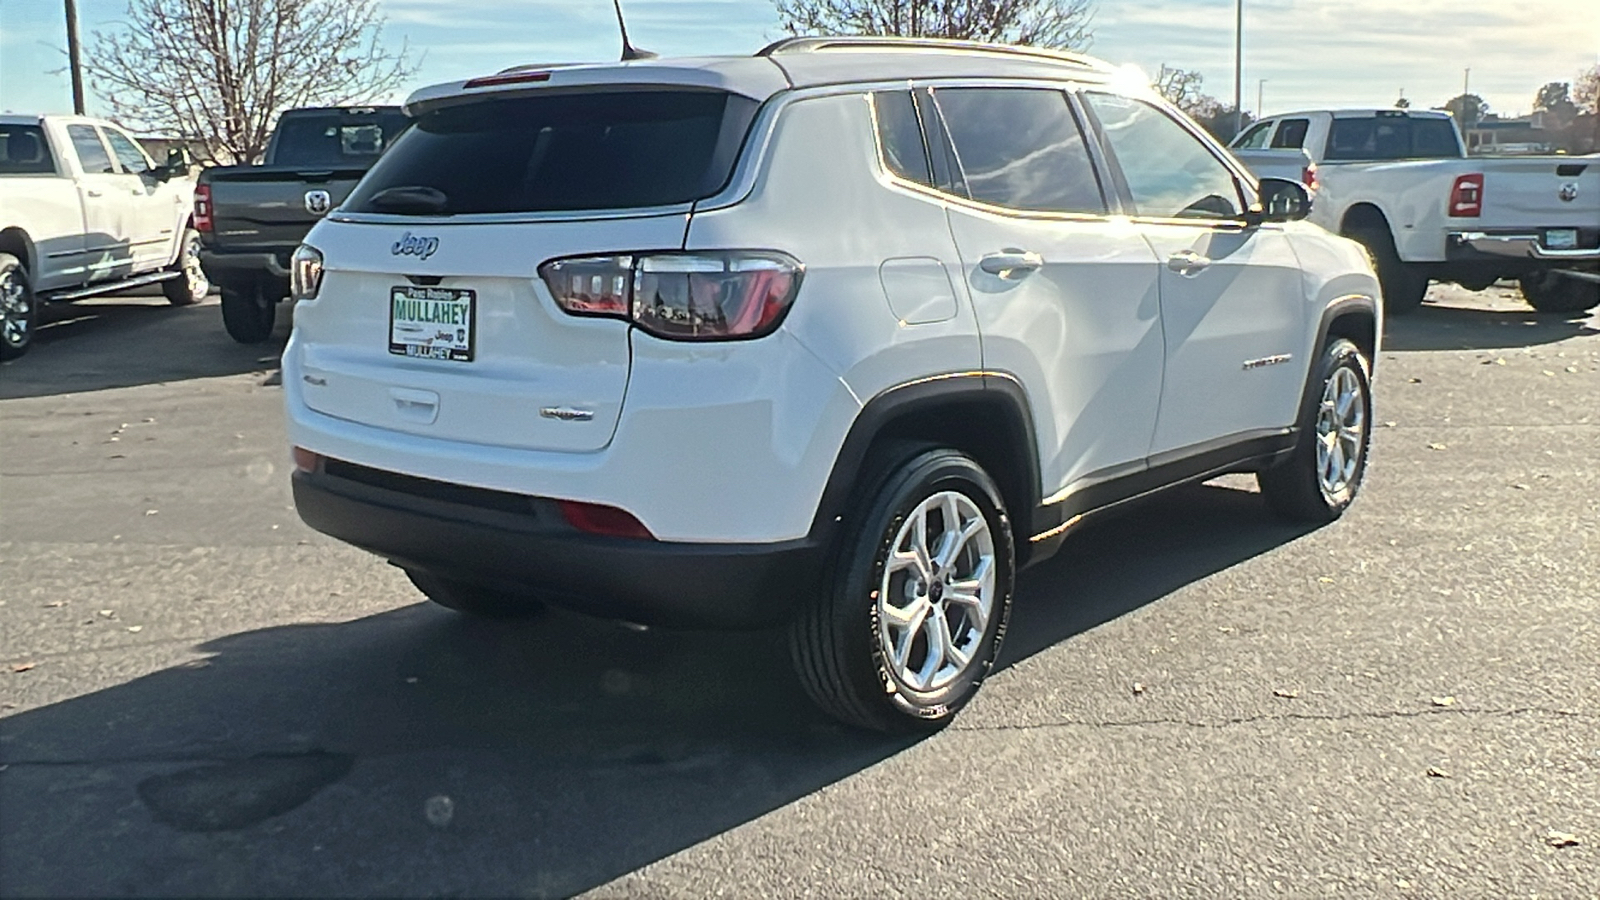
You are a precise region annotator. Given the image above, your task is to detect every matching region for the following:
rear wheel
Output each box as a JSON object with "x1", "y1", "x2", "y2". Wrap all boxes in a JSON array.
[
  {"x1": 790, "y1": 448, "x2": 1015, "y2": 733},
  {"x1": 1349, "y1": 227, "x2": 1427, "y2": 316},
  {"x1": 162, "y1": 228, "x2": 209, "y2": 306},
  {"x1": 1258, "y1": 338, "x2": 1372, "y2": 522},
  {"x1": 0, "y1": 253, "x2": 37, "y2": 362},
  {"x1": 1519, "y1": 271, "x2": 1599, "y2": 315},
  {"x1": 405, "y1": 569, "x2": 546, "y2": 618},
  {"x1": 221, "y1": 284, "x2": 275, "y2": 344}
]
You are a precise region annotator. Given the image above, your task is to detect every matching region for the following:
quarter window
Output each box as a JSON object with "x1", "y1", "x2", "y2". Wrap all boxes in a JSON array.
[
  {"x1": 933, "y1": 88, "x2": 1105, "y2": 214},
  {"x1": 872, "y1": 91, "x2": 932, "y2": 187},
  {"x1": 67, "y1": 125, "x2": 115, "y2": 175},
  {"x1": 1085, "y1": 94, "x2": 1243, "y2": 220}
]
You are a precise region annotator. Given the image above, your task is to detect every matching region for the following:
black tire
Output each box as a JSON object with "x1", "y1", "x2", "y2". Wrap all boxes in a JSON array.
[
  {"x1": 1258, "y1": 338, "x2": 1373, "y2": 523},
  {"x1": 221, "y1": 284, "x2": 275, "y2": 344},
  {"x1": 162, "y1": 228, "x2": 209, "y2": 306},
  {"x1": 1348, "y1": 227, "x2": 1427, "y2": 316},
  {"x1": 1519, "y1": 271, "x2": 1599, "y2": 316},
  {"x1": 789, "y1": 448, "x2": 1015, "y2": 733},
  {"x1": 405, "y1": 569, "x2": 546, "y2": 618},
  {"x1": 0, "y1": 252, "x2": 37, "y2": 362}
]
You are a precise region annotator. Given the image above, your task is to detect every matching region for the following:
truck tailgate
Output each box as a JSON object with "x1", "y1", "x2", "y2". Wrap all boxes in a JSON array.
[
  {"x1": 1480, "y1": 156, "x2": 1600, "y2": 229},
  {"x1": 202, "y1": 166, "x2": 366, "y2": 254}
]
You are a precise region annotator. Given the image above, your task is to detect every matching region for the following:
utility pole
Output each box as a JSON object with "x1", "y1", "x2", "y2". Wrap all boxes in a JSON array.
[
  {"x1": 1257, "y1": 79, "x2": 1267, "y2": 118},
  {"x1": 64, "y1": 0, "x2": 86, "y2": 114},
  {"x1": 1233, "y1": 0, "x2": 1244, "y2": 136},
  {"x1": 1463, "y1": 67, "x2": 1470, "y2": 98}
]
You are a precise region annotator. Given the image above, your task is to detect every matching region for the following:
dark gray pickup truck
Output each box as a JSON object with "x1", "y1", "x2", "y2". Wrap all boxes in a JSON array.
[{"x1": 196, "y1": 106, "x2": 409, "y2": 342}]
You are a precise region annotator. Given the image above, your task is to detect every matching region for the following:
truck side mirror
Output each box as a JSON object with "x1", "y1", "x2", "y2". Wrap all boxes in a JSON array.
[
  {"x1": 1257, "y1": 177, "x2": 1312, "y2": 222},
  {"x1": 163, "y1": 147, "x2": 192, "y2": 180}
]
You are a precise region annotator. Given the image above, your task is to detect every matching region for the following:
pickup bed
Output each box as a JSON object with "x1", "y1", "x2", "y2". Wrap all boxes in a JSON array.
[
  {"x1": 1230, "y1": 109, "x2": 1599, "y2": 315},
  {"x1": 0, "y1": 114, "x2": 202, "y2": 360},
  {"x1": 197, "y1": 106, "x2": 408, "y2": 343}
]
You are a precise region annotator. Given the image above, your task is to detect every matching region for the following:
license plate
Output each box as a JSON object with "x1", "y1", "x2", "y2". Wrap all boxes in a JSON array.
[
  {"x1": 389, "y1": 286, "x2": 475, "y2": 362},
  {"x1": 1545, "y1": 229, "x2": 1578, "y2": 250}
]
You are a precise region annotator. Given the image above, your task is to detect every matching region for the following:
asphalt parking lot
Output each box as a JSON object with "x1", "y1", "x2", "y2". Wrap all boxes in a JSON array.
[{"x1": 1, "y1": 284, "x2": 1597, "y2": 898}]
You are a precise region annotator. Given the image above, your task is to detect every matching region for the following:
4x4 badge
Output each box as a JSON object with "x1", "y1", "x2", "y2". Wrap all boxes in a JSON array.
[{"x1": 304, "y1": 190, "x2": 331, "y2": 215}]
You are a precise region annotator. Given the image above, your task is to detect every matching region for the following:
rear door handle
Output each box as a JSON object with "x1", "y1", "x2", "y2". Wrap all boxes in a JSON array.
[
  {"x1": 1166, "y1": 250, "x2": 1211, "y2": 276},
  {"x1": 978, "y1": 249, "x2": 1044, "y2": 280}
]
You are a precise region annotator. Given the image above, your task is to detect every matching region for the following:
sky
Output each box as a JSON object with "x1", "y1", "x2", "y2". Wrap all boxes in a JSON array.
[{"x1": 3, "y1": 0, "x2": 1598, "y2": 126}]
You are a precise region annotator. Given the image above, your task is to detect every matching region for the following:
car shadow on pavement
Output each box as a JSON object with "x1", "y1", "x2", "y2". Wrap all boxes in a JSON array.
[
  {"x1": 1384, "y1": 296, "x2": 1598, "y2": 353},
  {"x1": 0, "y1": 295, "x2": 289, "y2": 400},
  {"x1": 0, "y1": 483, "x2": 1311, "y2": 898}
]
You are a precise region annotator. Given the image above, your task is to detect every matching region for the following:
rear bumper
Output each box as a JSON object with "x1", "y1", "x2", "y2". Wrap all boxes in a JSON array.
[
  {"x1": 1448, "y1": 230, "x2": 1600, "y2": 263},
  {"x1": 291, "y1": 461, "x2": 820, "y2": 629},
  {"x1": 199, "y1": 249, "x2": 292, "y2": 294}
]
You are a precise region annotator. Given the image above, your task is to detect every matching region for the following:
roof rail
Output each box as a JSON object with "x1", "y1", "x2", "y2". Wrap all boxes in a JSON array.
[{"x1": 755, "y1": 35, "x2": 1113, "y2": 71}]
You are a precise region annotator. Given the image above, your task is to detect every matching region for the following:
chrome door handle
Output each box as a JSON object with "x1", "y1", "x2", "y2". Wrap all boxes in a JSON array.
[
  {"x1": 979, "y1": 249, "x2": 1044, "y2": 280},
  {"x1": 1166, "y1": 250, "x2": 1211, "y2": 276}
]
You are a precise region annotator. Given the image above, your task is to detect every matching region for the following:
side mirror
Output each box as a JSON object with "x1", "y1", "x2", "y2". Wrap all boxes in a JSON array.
[
  {"x1": 1256, "y1": 177, "x2": 1312, "y2": 222},
  {"x1": 162, "y1": 147, "x2": 192, "y2": 180}
]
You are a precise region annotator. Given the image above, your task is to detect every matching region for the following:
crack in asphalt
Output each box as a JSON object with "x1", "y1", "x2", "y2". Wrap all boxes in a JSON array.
[{"x1": 952, "y1": 704, "x2": 1591, "y2": 733}]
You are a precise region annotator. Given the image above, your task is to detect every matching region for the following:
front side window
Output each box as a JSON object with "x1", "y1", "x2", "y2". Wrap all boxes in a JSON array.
[
  {"x1": 104, "y1": 129, "x2": 152, "y2": 174},
  {"x1": 1270, "y1": 119, "x2": 1310, "y2": 150},
  {"x1": 932, "y1": 87, "x2": 1105, "y2": 214},
  {"x1": 1085, "y1": 94, "x2": 1243, "y2": 220},
  {"x1": 67, "y1": 125, "x2": 115, "y2": 175},
  {"x1": 0, "y1": 125, "x2": 55, "y2": 175}
]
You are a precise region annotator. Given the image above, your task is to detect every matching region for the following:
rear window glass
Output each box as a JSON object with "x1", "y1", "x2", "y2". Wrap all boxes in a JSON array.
[
  {"x1": 345, "y1": 91, "x2": 758, "y2": 215},
  {"x1": 0, "y1": 125, "x2": 55, "y2": 175},
  {"x1": 1324, "y1": 116, "x2": 1461, "y2": 160},
  {"x1": 270, "y1": 111, "x2": 410, "y2": 167},
  {"x1": 1270, "y1": 119, "x2": 1309, "y2": 149}
]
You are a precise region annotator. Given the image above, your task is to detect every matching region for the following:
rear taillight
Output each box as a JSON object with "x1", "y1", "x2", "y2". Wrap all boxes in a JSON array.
[
  {"x1": 290, "y1": 245, "x2": 324, "y2": 301},
  {"x1": 538, "y1": 251, "x2": 803, "y2": 341},
  {"x1": 194, "y1": 184, "x2": 212, "y2": 233},
  {"x1": 1449, "y1": 174, "x2": 1483, "y2": 217},
  {"x1": 1302, "y1": 163, "x2": 1318, "y2": 192}
]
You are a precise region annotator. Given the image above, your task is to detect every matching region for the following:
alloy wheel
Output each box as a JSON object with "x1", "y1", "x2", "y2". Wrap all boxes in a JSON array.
[{"x1": 1315, "y1": 365, "x2": 1365, "y2": 497}]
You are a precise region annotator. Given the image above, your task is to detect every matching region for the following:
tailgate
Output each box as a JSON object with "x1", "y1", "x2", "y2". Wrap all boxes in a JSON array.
[
  {"x1": 203, "y1": 166, "x2": 365, "y2": 253},
  {"x1": 1479, "y1": 156, "x2": 1600, "y2": 229},
  {"x1": 293, "y1": 214, "x2": 689, "y2": 453}
]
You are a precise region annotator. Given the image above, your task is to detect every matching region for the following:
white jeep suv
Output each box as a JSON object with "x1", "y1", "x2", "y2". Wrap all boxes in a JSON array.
[{"x1": 285, "y1": 38, "x2": 1382, "y2": 733}]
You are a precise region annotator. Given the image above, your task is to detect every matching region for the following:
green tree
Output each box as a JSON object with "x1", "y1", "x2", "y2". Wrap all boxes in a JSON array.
[
  {"x1": 1440, "y1": 93, "x2": 1489, "y2": 128},
  {"x1": 772, "y1": 0, "x2": 1096, "y2": 50},
  {"x1": 1575, "y1": 64, "x2": 1600, "y2": 115}
]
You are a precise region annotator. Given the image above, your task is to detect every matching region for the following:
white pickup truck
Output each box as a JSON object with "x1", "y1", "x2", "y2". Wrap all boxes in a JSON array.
[
  {"x1": 1230, "y1": 109, "x2": 1599, "y2": 315},
  {"x1": 0, "y1": 114, "x2": 208, "y2": 360}
]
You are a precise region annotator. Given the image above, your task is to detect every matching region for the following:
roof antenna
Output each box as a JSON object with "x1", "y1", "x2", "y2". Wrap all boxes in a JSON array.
[{"x1": 612, "y1": 0, "x2": 657, "y2": 61}]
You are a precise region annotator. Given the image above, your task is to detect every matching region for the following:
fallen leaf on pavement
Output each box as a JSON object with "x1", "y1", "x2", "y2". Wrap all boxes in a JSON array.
[
  {"x1": 1427, "y1": 443, "x2": 1448, "y2": 451},
  {"x1": 11, "y1": 662, "x2": 36, "y2": 673},
  {"x1": 1132, "y1": 682, "x2": 1145, "y2": 695},
  {"x1": 42, "y1": 600, "x2": 67, "y2": 608},
  {"x1": 1545, "y1": 831, "x2": 1580, "y2": 849},
  {"x1": 1431, "y1": 696, "x2": 1457, "y2": 707},
  {"x1": 1426, "y1": 766, "x2": 1450, "y2": 778},
  {"x1": 98, "y1": 609, "x2": 115, "y2": 618},
  {"x1": 1272, "y1": 688, "x2": 1300, "y2": 699},
  {"x1": 126, "y1": 626, "x2": 143, "y2": 633}
]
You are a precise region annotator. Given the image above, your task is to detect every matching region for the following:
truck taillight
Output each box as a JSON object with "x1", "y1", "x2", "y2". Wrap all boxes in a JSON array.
[
  {"x1": 1449, "y1": 174, "x2": 1483, "y2": 217},
  {"x1": 1302, "y1": 163, "x2": 1318, "y2": 192},
  {"x1": 538, "y1": 251, "x2": 804, "y2": 341},
  {"x1": 194, "y1": 184, "x2": 212, "y2": 233}
]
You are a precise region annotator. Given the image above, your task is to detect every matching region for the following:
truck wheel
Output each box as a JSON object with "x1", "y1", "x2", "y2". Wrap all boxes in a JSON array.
[
  {"x1": 0, "y1": 253, "x2": 37, "y2": 362},
  {"x1": 1258, "y1": 338, "x2": 1373, "y2": 523},
  {"x1": 1349, "y1": 228, "x2": 1427, "y2": 315},
  {"x1": 1519, "y1": 271, "x2": 1599, "y2": 315},
  {"x1": 221, "y1": 284, "x2": 275, "y2": 344},
  {"x1": 162, "y1": 228, "x2": 209, "y2": 306},
  {"x1": 405, "y1": 569, "x2": 546, "y2": 618},
  {"x1": 789, "y1": 448, "x2": 1015, "y2": 733}
]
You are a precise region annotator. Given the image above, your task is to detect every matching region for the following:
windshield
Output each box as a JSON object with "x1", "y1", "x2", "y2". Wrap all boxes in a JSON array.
[
  {"x1": 343, "y1": 90, "x2": 758, "y2": 215},
  {"x1": 1323, "y1": 116, "x2": 1462, "y2": 161},
  {"x1": 269, "y1": 110, "x2": 411, "y2": 167}
]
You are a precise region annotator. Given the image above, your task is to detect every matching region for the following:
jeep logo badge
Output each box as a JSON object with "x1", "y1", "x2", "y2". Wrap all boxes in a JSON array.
[
  {"x1": 304, "y1": 189, "x2": 332, "y2": 215},
  {"x1": 392, "y1": 232, "x2": 439, "y2": 260},
  {"x1": 1558, "y1": 182, "x2": 1579, "y2": 203}
]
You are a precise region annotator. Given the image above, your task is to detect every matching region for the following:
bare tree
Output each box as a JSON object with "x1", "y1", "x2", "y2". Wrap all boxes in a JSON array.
[
  {"x1": 1575, "y1": 64, "x2": 1600, "y2": 116},
  {"x1": 1153, "y1": 65, "x2": 1207, "y2": 113},
  {"x1": 773, "y1": 0, "x2": 1095, "y2": 50},
  {"x1": 85, "y1": 0, "x2": 416, "y2": 164}
]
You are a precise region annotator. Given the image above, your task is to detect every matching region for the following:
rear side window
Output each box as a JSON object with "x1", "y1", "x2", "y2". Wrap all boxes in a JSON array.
[
  {"x1": 345, "y1": 91, "x2": 758, "y2": 215},
  {"x1": 1325, "y1": 116, "x2": 1461, "y2": 160},
  {"x1": 1085, "y1": 93, "x2": 1242, "y2": 220},
  {"x1": 0, "y1": 125, "x2": 55, "y2": 175},
  {"x1": 67, "y1": 125, "x2": 115, "y2": 174},
  {"x1": 1270, "y1": 119, "x2": 1309, "y2": 149},
  {"x1": 872, "y1": 91, "x2": 932, "y2": 187},
  {"x1": 271, "y1": 111, "x2": 410, "y2": 167},
  {"x1": 933, "y1": 88, "x2": 1105, "y2": 214}
]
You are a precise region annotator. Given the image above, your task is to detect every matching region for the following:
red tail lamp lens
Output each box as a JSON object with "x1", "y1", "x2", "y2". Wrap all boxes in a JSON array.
[
  {"x1": 194, "y1": 184, "x2": 213, "y2": 233},
  {"x1": 1449, "y1": 174, "x2": 1483, "y2": 217},
  {"x1": 557, "y1": 500, "x2": 655, "y2": 539},
  {"x1": 292, "y1": 446, "x2": 323, "y2": 472}
]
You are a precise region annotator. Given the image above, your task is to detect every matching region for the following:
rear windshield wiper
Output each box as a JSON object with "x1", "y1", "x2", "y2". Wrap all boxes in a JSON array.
[{"x1": 367, "y1": 186, "x2": 449, "y2": 215}]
